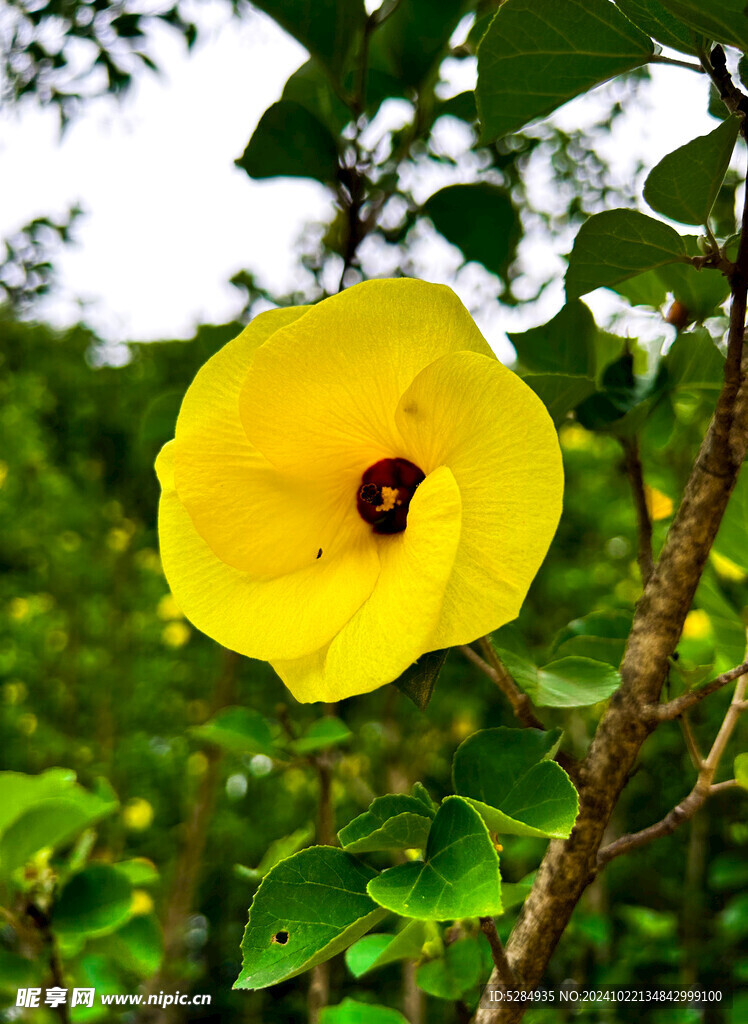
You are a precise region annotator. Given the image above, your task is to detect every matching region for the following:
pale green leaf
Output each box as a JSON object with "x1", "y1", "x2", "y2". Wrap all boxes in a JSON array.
[
  {"x1": 566, "y1": 209, "x2": 688, "y2": 298},
  {"x1": 477, "y1": 0, "x2": 653, "y2": 142},
  {"x1": 236, "y1": 826, "x2": 314, "y2": 883},
  {"x1": 367, "y1": 797, "x2": 502, "y2": 921},
  {"x1": 235, "y1": 846, "x2": 386, "y2": 989},
  {"x1": 644, "y1": 117, "x2": 741, "y2": 226},
  {"x1": 735, "y1": 754, "x2": 748, "y2": 789},
  {"x1": 416, "y1": 937, "x2": 485, "y2": 999}
]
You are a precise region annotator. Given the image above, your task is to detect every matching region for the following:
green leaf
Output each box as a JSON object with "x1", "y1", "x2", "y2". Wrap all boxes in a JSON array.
[
  {"x1": 665, "y1": 327, "x2": 725, "y2": 391},
  {"x1": 235, "y1": 846, "x2": 386, "y2": 989},
  {"x1": 291, "y1": 716, "x2": 352, "y2": 755},
  {"x1": 93, "y1": 914, "x2": 164, "y2": 977},
  {"x1": 476, "y1": 0, "x2": 653, "y2": 143},
  {"x1": 552, "y1": 610, "x2": 632, "y2": 666},
  {"x1": 116, "y1": 858, "x2": 159, "y2": 887},
  {"x1": 501, "y1": 876, "x2": 535, "y2": 910},
  {"x1": 423, "y1": 184, "x2": 519, "y2": 279},
  {"x1": 735, "y1": 754, "x2": 748, "y2": 790},
  {"x1": 617, "y1": 0, "x2": 698, "y2": 54},
  {"x1": 566, "y1": 210, "x2": 688, "y2": 298},
  {"x1": 251, "y1": 0, "x2": 365, "y2": 80},
  {"x1": 644, "y1": 117, "x2": 741, "y2": 226},
  {"x1": 282, "y1": 59, "x2": 352, "y2": 135},
  {"x1": 658, "y1": 259, "x2": 731, "y2": 322},
  {"x1": 236, "y1": 826, "x2": 314, "y2": 883},
  {"x1": 657, "y1": 0, "x2": 748, "y2": 50},
  {"x1": 0, "y1": 771, "x2": 118, "y2": 877},
  {"x1": 610, "y1": 268, "x2": 669, "y2": 307},
  {"x1": 370, "y1": 0, "x2": 467, "y2": 90},
  {"x1": 53, "y1": 865, "x2": 133, "y2": 939},
  {"x1": 190, "y1": 706, "x2": 275, "y2": 756},
  {"x1": 695, "y1": 571, "x2": 747, "y2": 669},
  {"x1": 416, "y1": 937, "x2": 485, "y2": 999},
  {"x1": 522, "y1": 374, "x2": 597, "y2": 424},
  {"x1": 453, "y1": 727, "x2": 579, "y2": 839},
  {"x1": 714, "y1": 469, "x2": 748, "y2": 574},
  {"x1": 338, "y1": 794, "x2": 435, "y2": 854},
  {"x1": 235, "y1": 101, "x2": 340, "y2": 184},
  {"x1": 345, "y1": 920, "x2": 427, "y2": 977},
  {"x1": 367, "y1": 797, "x2": 502, "y2": 920},
  {"x1": 499, "y1": 649, "x2": 621, "y2": 707},
  {"x1": 393, "y1": 648, "x2": 449, "y2": 710},
  {"x1": 320, "y1": 1000, "x2": 409, "y2": 1024},
  {"x1": 509, "y1": 301, "x2": 597, "y2": 376}
]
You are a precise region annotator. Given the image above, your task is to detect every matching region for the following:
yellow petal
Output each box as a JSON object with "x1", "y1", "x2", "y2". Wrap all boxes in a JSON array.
[
  {"x1": 156, "y1": 442, "x2": 379, "y2": 661},
  {"x1": 395, "y1": 351, "x2": 563, "y2": 647},
  {"x1": 172, "y1": 307, "x2": 364, "y2": 577},
  {"x1": 272, "y1": 465, "x2": 462, "y2": 702},
  {"x1": 240, "y1": 278, "x2": 493, "y2": 481}
]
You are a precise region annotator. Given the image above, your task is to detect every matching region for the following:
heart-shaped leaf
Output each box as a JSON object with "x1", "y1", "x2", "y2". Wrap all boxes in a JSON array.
[
  {"x1": 453, "y1": 728, "x2": 579, "y2": 839},
  {"x1": 338, "y1": 794, "x2": 435, "y2": 854},
  {"x1": 235, "y1": 846, "x2": 386, "y2": 990},
  {"x1": 366, "y1": 797, "x2": 502, "y2": 921},
  {"x1": 566, "y1": 210, "x2": 688, "y2": 299},
  {"x1": 497, "y1": 649, "x2": 621, "y2": 707}
]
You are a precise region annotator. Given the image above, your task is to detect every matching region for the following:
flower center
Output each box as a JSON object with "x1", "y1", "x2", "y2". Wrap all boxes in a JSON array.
[{"x1": 357, "y1": 458, "x2": 425, "y2": 534}]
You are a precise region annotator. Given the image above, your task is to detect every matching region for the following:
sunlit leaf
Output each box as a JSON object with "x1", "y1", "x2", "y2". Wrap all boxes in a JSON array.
[{"x1": 338, "y1": 793, "x2": 434, "y2": 854}]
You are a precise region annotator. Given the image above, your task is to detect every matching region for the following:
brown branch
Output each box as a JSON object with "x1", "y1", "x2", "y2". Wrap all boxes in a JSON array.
[
  {"x1": 308, "y1": 708, "x2": 337, "y2": 1024},
  {"x1": 649, "y1": 660, "x2": 748, "y2": 721},
  {"x1": 460, "y1": 641, "x2": 545, "y2": 731},
  {"x1": 598, "y1": 669, "x2": 748, "y2": 867},
  {"x1": 473, "y1": 142, "x2": 748, "y2": 1024},
  {"x1": 621, "y1": 437, "x2": 654, "y2": 585},
  {"x1": 479, "y1": 917, "x2": 516, "y2": 992}
]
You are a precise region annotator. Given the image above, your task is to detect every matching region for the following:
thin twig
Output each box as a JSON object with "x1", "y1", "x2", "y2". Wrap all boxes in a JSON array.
[
  {"x1": 460, "y1": 641, "x2": 545, "y2": 731},
  {"x1": 649, "y1": 660, "x2": 748, "y2": 721},
  {"x1": 598, "y1": 669, "x2": 748, "y2": 867},
  {"x1": 679, "y1": 713, "x2": 704, "y2": 769},
  {"x1": 649, "y1": 54, "x2": 704, "y2": 73},
  {"x1": 479, "y1": 917, "x2": 516, "y2": 992},
  {"x1": 621, "y1": 437, "x2": 654, "y2": 585},
  {"x1": 710, "y1": 779, "x2": 739, "y2": 794}
]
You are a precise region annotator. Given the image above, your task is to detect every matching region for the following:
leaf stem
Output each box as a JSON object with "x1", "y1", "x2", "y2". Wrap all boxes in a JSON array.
[{"x1": 649, "y1": 54, "x2": 704, "y2": 73}]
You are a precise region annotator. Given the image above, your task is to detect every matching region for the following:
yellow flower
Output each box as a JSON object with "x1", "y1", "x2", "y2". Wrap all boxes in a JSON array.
[{"x1": 156, "y1": 279, "x2": 563, "y2": 702}]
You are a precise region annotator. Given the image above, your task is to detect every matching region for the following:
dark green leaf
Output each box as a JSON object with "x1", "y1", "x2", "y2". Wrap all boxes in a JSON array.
[
  {"x1": 236, "y1": 101, "x2": 340, "y2": 184},
  {"x1": 610, "y1": 268, "x2": 669, "y2": 307},
  {"x1": 453, "y1": 727, "x2": 579, "y2": 839},
  {"x1": 522, "y1": 374, "x2": 597, "y2": 424},
  {"x1": 53, "y1": 865, "x2": 133, "y2": 939},
  {"x1": 393, "y1": 648, "x2": 449, "y2": 710},
  {"x1": 476, "y1": 0, "x2": 653, "y2": 142},
  {"x1": 566, "y1": 210, "x2": 688, "y2": 298},
  {"x1": 657, "y1": 0, "x2": 748, "y2": 50},
  {"x1": 371, "y1": 0, "x2": 467, "y2": 89},
  {"x1": 282, "y1": 59, "x2": 352, "y2": 135},
  {"x1": 665, "y1": 327, "x2": 725, "y2": 391},
  {"x1": 251, "y1": 0, "x2": 365, "y2": 80},
  {"x1": 345, "y1": 920, "x2": 427, "y2": 977},
  {"x1": 416, "y1": 937, "x2": 485, "y2": 999},
  {"x1": 235, "y1": 846, "x2": 386, "y2": 989},
  {"x1": 644, "y1": 117, "x2": 741, "y2": 226},
  {"x1": 423, "y1": 184, "x2": 519, "y2": 278},
  {"x1": 499, "y1": 650, "x2": 621, "y2": 707},
  {"x1": 291, "y1": 717, "x2": 352, "y2": 755},
  {"x1": 190, "y1": 706, "x2": 275, "y2": 756},
  {"x1": 617, "y1": 0, "x2": 698, "y2": 53},
  {"x1": 367, "y1": 797, "x2": 502, "y2": 920},
  {"x1": 338, "y1": 794, "x2": 435, "y2": 853},
  {"x1": 320, "y1": 1000, "x2": 409, "y2": 1024},
  {"x1": 510, "y1": 301, "x2": 597, "y2": 376}
]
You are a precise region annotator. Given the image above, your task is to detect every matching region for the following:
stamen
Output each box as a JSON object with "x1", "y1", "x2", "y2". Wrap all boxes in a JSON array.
[{"x1": 356, "y1": 458, "x2": 425, "y2": 534}]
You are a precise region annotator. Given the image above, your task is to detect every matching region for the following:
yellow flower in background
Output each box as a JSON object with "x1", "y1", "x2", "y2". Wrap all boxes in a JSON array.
[{"x1": 156, "y1": 279, "x2": 563, "y2": 702}]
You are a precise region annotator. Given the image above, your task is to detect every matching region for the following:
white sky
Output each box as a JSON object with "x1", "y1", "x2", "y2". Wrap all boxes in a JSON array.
[{"x1": 0, "y1": 2, "x2": 728, "y2": 353}]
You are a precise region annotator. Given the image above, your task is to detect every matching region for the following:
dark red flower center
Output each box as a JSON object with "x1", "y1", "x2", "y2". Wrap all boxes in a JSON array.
[{"x1": 356, "y1": 458, "x2": 425, "y2": 535}]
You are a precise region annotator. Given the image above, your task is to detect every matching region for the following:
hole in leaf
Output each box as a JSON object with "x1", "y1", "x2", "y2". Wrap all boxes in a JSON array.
[{"x1": 272, "y1": 930, "x2": 289, "y2": 945}]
